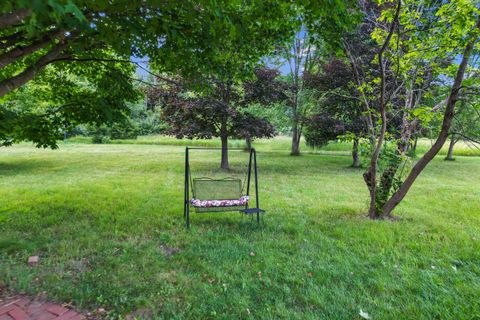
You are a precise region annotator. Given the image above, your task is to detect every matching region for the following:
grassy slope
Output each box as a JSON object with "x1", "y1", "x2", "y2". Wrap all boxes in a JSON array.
[{"x1": 0, "y1": 142, "x2": 479, "y2": 319}]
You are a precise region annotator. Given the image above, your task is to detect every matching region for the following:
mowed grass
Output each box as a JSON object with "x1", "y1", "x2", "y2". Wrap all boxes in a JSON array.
[
  {"x1": 69, "y1": 134, "x2": 480, "y2": 157},
  {"x1": 0, "y1": 141, "x2": 479, "y2": 319}
]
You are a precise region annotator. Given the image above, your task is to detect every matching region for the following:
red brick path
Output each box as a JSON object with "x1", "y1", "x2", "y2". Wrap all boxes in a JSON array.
[{"x1": 0, "y1": 296, "x2": 85, "y2": 320}]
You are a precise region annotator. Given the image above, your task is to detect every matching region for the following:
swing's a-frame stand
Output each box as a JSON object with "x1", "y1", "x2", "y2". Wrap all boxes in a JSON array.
[{"x1": 184, "y1": 147, "x2": 265, "y2": 228}]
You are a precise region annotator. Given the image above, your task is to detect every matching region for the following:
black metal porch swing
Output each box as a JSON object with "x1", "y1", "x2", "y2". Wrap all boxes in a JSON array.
[{"x1": 184, "y1": 147, "x2": 265, "y2": 228}]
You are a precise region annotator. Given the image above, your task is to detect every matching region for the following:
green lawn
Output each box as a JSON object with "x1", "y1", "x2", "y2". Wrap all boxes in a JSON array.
[
  {"x1": 0, "y1": 141, "x2": 479, "y2": 319},
  {"x1": 68, "y1": 134, "x2": 480, "y2": 157}
]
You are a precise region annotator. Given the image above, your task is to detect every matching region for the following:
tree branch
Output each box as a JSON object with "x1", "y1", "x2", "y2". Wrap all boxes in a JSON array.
[
  {"x1": 452, "y1": 132, "x2": 480, "y2": 145},
  {"x1": 0, "y1": 8, "x2": 32, "y2": 29},
  {"x1": 0, "y1": 40, "x2": 69, "y2": 98},
  {"x1": 51, "y1": 56, "x2": 182, "y2": 86},
  {"x1": 364, "y1": 0, "x2": 401, "y2": 217},
  {"x1": 0, "y1": 31, "x2": 26, "y2": 49},
  {"x1": 0, "y1": 29, "x2": 66, "y2": 68}
]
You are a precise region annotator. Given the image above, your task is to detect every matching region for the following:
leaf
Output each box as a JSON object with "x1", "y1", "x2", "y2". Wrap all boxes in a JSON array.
[
  {"x1": 64, "y1": 1, "x2": 86, "y2": 22},
  {"x1": 359, "y1": 309, "x2": 371, "y2": 319}
]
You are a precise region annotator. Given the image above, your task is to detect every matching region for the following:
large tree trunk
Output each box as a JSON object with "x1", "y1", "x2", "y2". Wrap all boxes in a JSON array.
[
  {"x1": 352, "y1": 137, "x2": 361, "y2": 168},
  {"x1": 445, "y1": 135, "x2": 457, "y2": 161},
  {"x1": 291, "y1": 124, "x2": 301, "y2": 156},
  {"x1": 245, "y1": 136, "x2": 252, "y2": 151},
  {"x1": 220, "y1": 120, "x2": 229, "y2": 170},
  {"x1": 381, "y1": 27, "x2": 478, "y2": 217}
]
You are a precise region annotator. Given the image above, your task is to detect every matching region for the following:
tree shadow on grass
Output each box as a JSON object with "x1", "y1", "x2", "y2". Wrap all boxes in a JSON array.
[
  {"x1": 0, "y1": 159, "x2": 66, "y2": 177},
  {"x1": 183, "y1": 213, "x2": 267, "y2": 232},
  {"x1": 182, "y1": 204, "x2": 374, "y2": 237},
  {"x1": 259, "y1": 164, "x2": 360, "y2": 177}
]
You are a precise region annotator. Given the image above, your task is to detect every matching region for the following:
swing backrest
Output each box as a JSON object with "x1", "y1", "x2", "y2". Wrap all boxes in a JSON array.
[{"x1": 192, "y1": 177, "x2": 242, "y2": 200}]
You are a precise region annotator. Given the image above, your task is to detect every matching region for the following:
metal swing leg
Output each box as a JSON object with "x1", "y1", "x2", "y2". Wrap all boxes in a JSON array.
[
  {"x1": 185, "y1": 147, "x2": 190, "y2": 229},
  {"x1": 240, "y1": 148, "x2": 265, "y2": 223}
]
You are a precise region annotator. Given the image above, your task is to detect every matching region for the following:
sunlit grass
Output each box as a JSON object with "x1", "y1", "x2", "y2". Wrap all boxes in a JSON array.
[
  {"x1": 0, "y1": 141, "x2": 479, "y2": 319},
  {"x1": 67, "y1": 134, "x2": 480, "y2": 157}
]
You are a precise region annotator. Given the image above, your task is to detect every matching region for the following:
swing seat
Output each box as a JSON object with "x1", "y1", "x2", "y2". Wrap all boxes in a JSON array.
[
  {"x1": 191, "y1": 196, "x2": 249, "y2": 208},
  {"x1": 184, "y1": 147, "x2": 264, "y2": 227},
  {"x1": 190, "y1": 178, "x2": 248, "y2": 213}
]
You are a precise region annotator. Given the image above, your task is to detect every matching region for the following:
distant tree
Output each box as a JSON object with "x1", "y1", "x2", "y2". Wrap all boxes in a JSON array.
[
  {"x1": 279, "y1": 30, "x2": 317, "y2": 156},
  {"x1": 274, "y1": 0, "x2": 358, "y2": 156},
  {"x1": 341, "y1": 1, "x2": 379, "y2": 141},
  {"x1": 80, "y1": 100, "x2": 169, "y2": 143},
  {"x1": 304, "y1": 57, "x2": 368, "y2": 167},
  {"x1": 148, "y1": 68, "x2": 284, "y2": 169},
  {"x1": 445, "y1": 94, "x2": 480, "y2": 161},
  {"x1": 303, "y1": 113, "x2": 345, "y2": 148},
  {"x1": 242, "y1": 68, "x2": 289, "y2": 150}
]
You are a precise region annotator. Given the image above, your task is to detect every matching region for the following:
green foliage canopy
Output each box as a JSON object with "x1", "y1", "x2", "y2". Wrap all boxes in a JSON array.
[{"x1": 0, "y1": 0, "x2": 354, "y2": 148}]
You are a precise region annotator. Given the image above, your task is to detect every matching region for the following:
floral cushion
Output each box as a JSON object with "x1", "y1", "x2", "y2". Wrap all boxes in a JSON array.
[{"x1": 191, "y1": 196, "x2": 249, "y2": 208}]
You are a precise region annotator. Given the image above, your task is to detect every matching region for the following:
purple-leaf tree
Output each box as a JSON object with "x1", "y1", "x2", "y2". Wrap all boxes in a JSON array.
[{"x1": 148, "y1": 68, "x2": 284, "y2": 169}]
